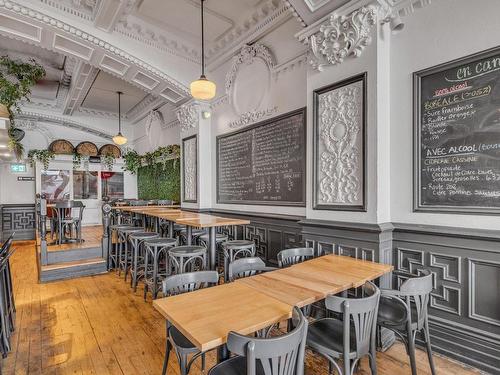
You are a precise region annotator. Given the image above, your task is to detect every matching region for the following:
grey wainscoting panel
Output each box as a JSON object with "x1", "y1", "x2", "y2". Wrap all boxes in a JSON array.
[
  {"x1": 210, "y1": 210, "x2": 303, "y2": 265},
  {"x1": 392, "y1": 223, "x2": 500, "y2": 374},
  {"x1": 0, "y1": 204, "x2": 36, "y2": 241},
  {"x1": 299, "y1": 219, "x2": 394, "y2": 288}
]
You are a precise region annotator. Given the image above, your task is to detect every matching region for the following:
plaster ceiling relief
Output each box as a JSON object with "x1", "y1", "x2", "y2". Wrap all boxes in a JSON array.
[
  {"x1": 80, "y1": 70, "x2": 147, "y2": 114},
  {"x1": 226, "y1": 44, "x2": 276, "y2": 119},
  {"x1": 176, "y1": 102, "x2": 199, "y2": 133}
]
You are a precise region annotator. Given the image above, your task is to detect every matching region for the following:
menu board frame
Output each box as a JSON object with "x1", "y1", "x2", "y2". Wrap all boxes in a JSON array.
[
  {"x1": 182, "y1": 134, "x2": 198, "y2": 203},
  {"x1": 216, "y1": 108, "x2": 306, "y2": 206},
  {"x1": 413, "y1": 46, "x2": 500, "y2": 214}
]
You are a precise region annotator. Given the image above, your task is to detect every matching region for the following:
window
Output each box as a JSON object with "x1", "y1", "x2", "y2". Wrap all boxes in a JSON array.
[
  {"x1": 101, "y1": 171, "x2": 124, "y2": 199},
  {"x1": 73, "y1": 171, "x2": 98, "y2": 199},
  {"x1": 41, "y1": 170, "x2": 71, "y2": 201}
]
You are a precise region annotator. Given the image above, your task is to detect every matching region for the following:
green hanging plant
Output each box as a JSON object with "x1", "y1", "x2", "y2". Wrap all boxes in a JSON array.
[
  {"x1": 0, "y1": 55, "x2": 46, "y2": 160},
  {"x1": 122, "y1": 149, "x2": 142, "y2": 174},
  {"x1": 72, "y1": 152, "x2": 82, "y2": 170},
  {"x1": 27, "y1": 149, "x2": 55, "y2": 170},
  {"x1": 101, "y1": 154, "x2": 115, "y2": 171}
]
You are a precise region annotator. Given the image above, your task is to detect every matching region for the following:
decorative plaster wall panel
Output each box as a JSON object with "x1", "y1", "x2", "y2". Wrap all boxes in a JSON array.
[
  {"x1": 313, "y1": 73, "x2": 366, "y2": 211},
  {"x1": 182, "y1": 135, "x2": 197, "y2": 203},
  {"x1": 176, "y1": 103, "x2": 199, "y2": 133}
]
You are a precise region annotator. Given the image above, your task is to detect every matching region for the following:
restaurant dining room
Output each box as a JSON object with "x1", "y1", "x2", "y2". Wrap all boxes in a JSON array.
[{"x1": 0, "y1": 0, "x2": 499, "y2": 374}]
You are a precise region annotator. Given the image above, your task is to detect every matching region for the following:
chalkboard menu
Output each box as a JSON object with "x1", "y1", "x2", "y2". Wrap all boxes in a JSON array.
[
  {"x1": 217, "y1": 108, "x2": 306, "y2": 206},
  {"x1": 414, "y1": 47, "x2": 500, "y2": 213}
]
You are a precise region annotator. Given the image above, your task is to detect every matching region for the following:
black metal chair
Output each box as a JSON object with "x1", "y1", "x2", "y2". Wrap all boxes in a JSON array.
[
  {"x1": 161, "y1": 271, "x2": 219, "y2": 375},
  {"x1": 377, "y1": 269, "x2": 436, "y2": 375},
  {"x1": 222, "y1": 240, "x2": 256, "y2": 281},
  {"x1": 54, "y1": 200, "x2": 85, "y2": 244},
  {"x1": 306, "y1": 282, "x2": 380, "y2": 375},
  {"x1": 168, "y1": 245, "x2": 207, "y2": 274},
  {"x1": 207, "y1": 307, "x2": 308, "y2": 375},
  {"x1": 143, "y1": 237, "x2": 177, "y2": 300}
]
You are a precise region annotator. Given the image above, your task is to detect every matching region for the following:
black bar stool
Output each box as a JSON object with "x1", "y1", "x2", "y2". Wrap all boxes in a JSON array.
[
  {"x1": 222, "y1": 240, "x2": 256, "y2": 281},
  {"x1": 168, "y1": 245, "x2": 207, "y2": 274},
  {"x1": 128, "y1": 232, "x2": 160, "y2": 292},
  {"x1": 178, "y1": 228, "x2": 206, "y2": 245},
  {"x1": 143, "y1": 237, "x2": 177, "y2": 300},
  {"x1": 109, "y1": 224, "x2": 136, "y2": 270},
  {"x1": 117, "y1": 227, "x2": 144, "y2": 277}
]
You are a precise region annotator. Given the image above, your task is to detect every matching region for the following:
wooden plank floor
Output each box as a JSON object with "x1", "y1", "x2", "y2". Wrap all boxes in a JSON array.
[
  {"x1": 3, "y1": 241, "x2": 482, "y2": 375},
  {"x1": 37, "y1": 226, "x2": 103, "y2": 252}
]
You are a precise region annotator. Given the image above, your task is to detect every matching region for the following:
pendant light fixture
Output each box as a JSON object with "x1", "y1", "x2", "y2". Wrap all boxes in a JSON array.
[
  {"x1": 190, "y1": 0, "x2": 216, "y2": 100},
  {"x1": 112, "y1": 91, "x2": 127, "y2": 146}
]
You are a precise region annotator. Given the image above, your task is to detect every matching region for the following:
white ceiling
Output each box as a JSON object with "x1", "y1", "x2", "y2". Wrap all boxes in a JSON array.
[{"x1": 80, "y1": 70, "x2": 148, "y2": 114}]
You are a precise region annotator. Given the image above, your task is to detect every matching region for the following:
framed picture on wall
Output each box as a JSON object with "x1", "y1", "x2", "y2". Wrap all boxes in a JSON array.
[
  {"x1": 414, "y1": 46, "x2": 500, "y2": 214},
  {"x1": 313, "y1": 73, "x2": 367, "y2": 211},
  {"x1": 182, "y1": 134, "x2": 198, "y2": 203}
]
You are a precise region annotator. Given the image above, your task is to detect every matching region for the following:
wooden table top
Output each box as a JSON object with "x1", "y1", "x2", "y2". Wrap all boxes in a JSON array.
[
  {"x1": 175, "y1": 215, "x2": 250, "y2": 228},
  {"x1": 153, "y1": 282, "x2": 292, "y2": 352},
  {"x1": 237, "y1": 254, "x2": 393, "y2": 307},
  {"x1": 115, "y1": 205, "x2": 180, "y2": 212}
]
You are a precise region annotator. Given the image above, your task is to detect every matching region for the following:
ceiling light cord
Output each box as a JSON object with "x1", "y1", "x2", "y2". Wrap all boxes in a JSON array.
[
  {"x1": 201, "y1": 0, "x2": 205, "y2": 77},
  {"x1": 118, "y1": 91, "x2": 122, "y2": 133}
]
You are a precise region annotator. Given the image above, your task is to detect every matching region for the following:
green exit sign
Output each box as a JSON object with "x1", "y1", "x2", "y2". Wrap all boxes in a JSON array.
[{"x1": 10, "y1": 163, "x2": 27, "y2": 173}]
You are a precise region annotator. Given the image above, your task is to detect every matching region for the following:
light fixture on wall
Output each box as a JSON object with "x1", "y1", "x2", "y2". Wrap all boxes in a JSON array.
[
  {"x1": 190, "y1": 0, "x2": 216, "y2": 100},
  {"x1": 112, "y1": 91, "x2": 127, "y2": 146},
  {"x1": 381, "y1": 12, "x2": 405, "y2": 34},
  {"x1": 201, "y1": 110, "x2": 211, "y2": 119}
]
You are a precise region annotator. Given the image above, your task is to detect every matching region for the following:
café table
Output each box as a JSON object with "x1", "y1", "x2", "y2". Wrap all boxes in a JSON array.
[
  {"x1": 153, "y1": 281, "x2": 292, "y2": 362},
  {"x1": 175, "y1": 215, "x2": 251, "y2": 270},
  {"x1": 236, "y1": 254, "x2": 394, "y2": 307},
  {"x1": 154, "y1": 254, "x2": 393, "y2": 363}
]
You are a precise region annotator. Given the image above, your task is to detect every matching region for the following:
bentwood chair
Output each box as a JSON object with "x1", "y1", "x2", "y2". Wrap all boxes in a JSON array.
[
  {"x1": 228, "y1": 257, "x2": 276, "y2": 282},
  {"x1": 162, "y1": 271, "x2": 219, "y2": 375},
  {"x1": 168, "y1": 245, "x2": 207, "y2": 274},
  {"x1": 143, "y1": 237, "x2": 177, "y2": 300},
  {"x1": 207, "y1": 307, "x2": 308, "y2": 375},
  {"x1": 222, "y1": 240, "x2": 256, "y2": 281},
  {"x1": 377, "y1": 269, "x2": 436, "y2": 375},
  {"x1": 306, "y1": 282, "x2": 380, "y2": 375},
  {"x1": 277, "y1": 248, "x2": 314, "y2": 268}
]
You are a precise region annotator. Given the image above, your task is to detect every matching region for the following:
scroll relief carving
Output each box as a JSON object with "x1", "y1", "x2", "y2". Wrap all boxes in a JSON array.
[
  {"x1": 307, "y1": 6, "x2": 377, "y2": 71},
  {"x1": 317, "y1": 81, "x2": 363, "y2": 205},
  {"x1": 183, "y1": 137, "x2": 197, "y2": 202},
  {"x1": 225, "y1": 44, "x2": 277, "y2": 127},
  {"x1": 176, "y1": 103, "x2": 199, "y2": 133}
]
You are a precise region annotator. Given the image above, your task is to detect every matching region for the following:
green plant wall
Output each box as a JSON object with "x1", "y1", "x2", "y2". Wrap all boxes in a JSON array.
[{"x1": 137, "y1": 159, "x2": 180, "y2": 202}]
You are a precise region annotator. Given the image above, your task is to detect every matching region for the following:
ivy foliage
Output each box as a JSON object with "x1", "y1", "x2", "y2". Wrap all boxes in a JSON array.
[{"x1": 137, "y1": 158, "x2": 180, "y2": 202}]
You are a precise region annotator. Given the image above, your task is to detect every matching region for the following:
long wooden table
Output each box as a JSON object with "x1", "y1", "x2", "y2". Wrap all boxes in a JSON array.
[{"x1": 153, "y1": 254, "x2": 393, "y2": 360}]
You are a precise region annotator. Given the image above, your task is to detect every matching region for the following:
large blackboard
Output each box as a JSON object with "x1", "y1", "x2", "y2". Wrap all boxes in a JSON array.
[
  {"x1": 217, "y1": 108, "x2": 306, "y2": 206},
  {"x1": 414, "y1": 47, "x2": 500, "y2": 213}
]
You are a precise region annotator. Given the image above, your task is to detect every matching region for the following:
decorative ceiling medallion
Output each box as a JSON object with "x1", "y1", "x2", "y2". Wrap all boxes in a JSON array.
[
  {"x1": 307, "y1": 5, "x2": 377, "y2": 71},
  {"x1": 225, "y1": 44, "x2": 276, "y2": 94},
  {"x1": 228, "y1": 107, "x2": 278, "y2": 129},
  {"x1": 176, "y1": 102, "x2": 199, "y2": 133}
]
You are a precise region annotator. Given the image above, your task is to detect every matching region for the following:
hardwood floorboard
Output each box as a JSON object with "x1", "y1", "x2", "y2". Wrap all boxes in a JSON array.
[{"x1": 2, "y1": 241, "x2": 483, "y2": 375}]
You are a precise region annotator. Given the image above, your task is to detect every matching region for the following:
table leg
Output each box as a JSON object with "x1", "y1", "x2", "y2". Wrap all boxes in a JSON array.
[
  {"x1": 168, "y1": 221, "x2": 174, "y2": 238},
  {"x1": 217, "y1": 344, "x2": 229, "y2": 363},
  {"x1": 186, "y1": 225, "x2": 192, "y2": 245},
  {"x1": 208, "y1": 226, "x2": 216, "y2": 270}
]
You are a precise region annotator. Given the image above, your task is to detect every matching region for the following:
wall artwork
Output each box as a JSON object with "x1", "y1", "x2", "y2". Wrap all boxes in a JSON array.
[
  {"x1": 182, "y1": 135, "x2": 197, "y2": 203},
  {"x1": 313, "y1": 73, "x2": 367, "y2": 211}
]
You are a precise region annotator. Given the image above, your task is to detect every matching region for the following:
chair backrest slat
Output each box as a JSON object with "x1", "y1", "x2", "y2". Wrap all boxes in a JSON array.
[
  {"x1": 228, "y1": 257, "x2": 276, "y2": 281},
  {"x1": 162, "y1": 270, "x2": 218, "y2": 296},
  {"x1": 227, "y1": 307, "x2": 308, "y2": 375},
  {"x1": 399, "y1": 269, "x2": 433, "y2": 330},
  {"x1": 277, "y1": 248, "x2": 314, "y2": 268}
]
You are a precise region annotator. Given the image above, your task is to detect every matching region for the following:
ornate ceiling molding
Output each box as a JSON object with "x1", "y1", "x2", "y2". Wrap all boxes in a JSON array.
[
  {"x1": 17, "y1": 111, "x2": 114, "y2": 140},
  {"x1": 225, "y1": 44, "x2": 276, "y2": 94},
  {"x1": 228, "y1": 107, "x2": 278, "y2": 129},
  {"x1": 176, "y1": 102, "x2": 199, "y2": 133},
  {"x1": 0, "y1": 0, "x2": 189, "y2": 101},
  {"x1": 306, "y1": 5, "x2": 378, "y2": 71}
]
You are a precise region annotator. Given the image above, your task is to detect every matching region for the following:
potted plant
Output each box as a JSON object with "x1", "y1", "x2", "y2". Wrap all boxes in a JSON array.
[
  {"x1": 0, "y1": 56, "x2": 45, "y2": 159},
  {"x1": 28, "y1": 149, "x2": 55, "y2": 171}
]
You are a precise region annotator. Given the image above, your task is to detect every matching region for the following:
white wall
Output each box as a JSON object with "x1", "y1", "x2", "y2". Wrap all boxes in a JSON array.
[
  {"x1": 390, "y1": 0, "x2": 500, "y2": 230},
  {"x1": 0, "y1": 162, "x2": 35, "y2": 204}
]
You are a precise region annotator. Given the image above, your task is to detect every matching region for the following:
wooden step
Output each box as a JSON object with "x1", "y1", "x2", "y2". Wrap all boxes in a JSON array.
[{"x1": 40, "y1": 257, "x2": 107, "y2": 283}]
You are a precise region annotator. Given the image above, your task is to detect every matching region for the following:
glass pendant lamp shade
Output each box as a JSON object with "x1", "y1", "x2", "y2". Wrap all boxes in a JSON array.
[
  {"x1": 113, "y1": 91, "x2": 127, "y2": 146},
  {"x1": 113, "y1": 132, "x2": 127, "y2": 145},
  {"x1": 190, "y1": 75, "x2": 216, "y2": 100},
  {"x1": 191, "y1": 0, "x2": 216, "y2": 100}
]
